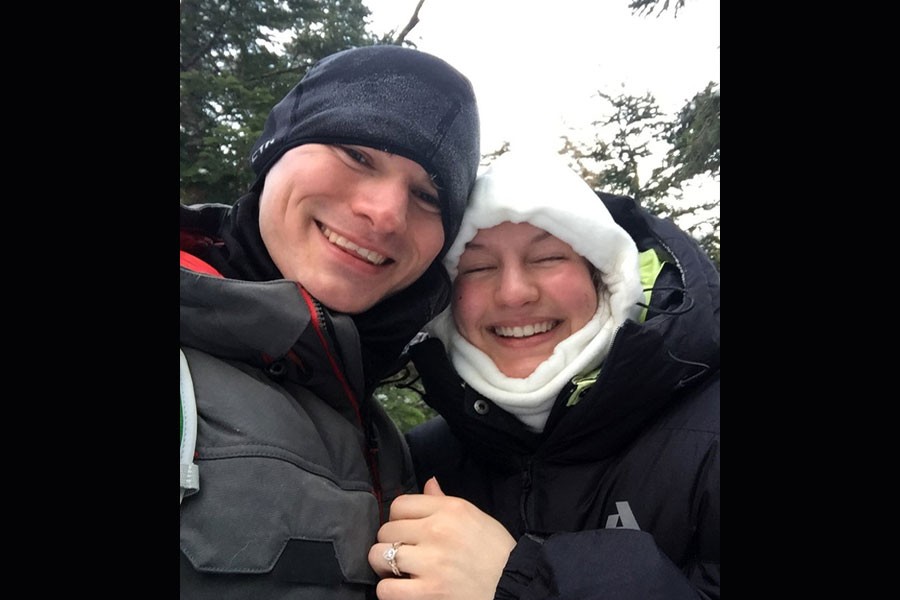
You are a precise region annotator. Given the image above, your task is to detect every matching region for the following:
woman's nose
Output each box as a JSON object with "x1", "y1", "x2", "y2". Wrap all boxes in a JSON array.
[{"x1": 495, "y1": 265, "x2": 539, "y2": 307}]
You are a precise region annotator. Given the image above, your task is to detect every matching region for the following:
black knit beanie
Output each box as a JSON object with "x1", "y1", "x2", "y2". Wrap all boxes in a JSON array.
[{"x1": 249, "y1": 45, "x2": 481, "y2": 258}]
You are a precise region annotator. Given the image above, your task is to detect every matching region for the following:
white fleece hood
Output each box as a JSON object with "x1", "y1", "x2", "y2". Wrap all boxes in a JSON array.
[{"x1": 426, "y1": 149, "x2": 644, "y2": 432}]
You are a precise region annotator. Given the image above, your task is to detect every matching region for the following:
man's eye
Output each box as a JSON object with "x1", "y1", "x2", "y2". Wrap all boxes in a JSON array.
[
  {"x1": 340, "y1": 146, "x2": 369, "y2": 165},
  {"x1": 414, "y1": 190, "x2": 441, "y2": 214}
]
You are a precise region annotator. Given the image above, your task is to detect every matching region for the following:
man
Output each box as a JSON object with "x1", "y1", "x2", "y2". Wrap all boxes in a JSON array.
[{"x1": 179, "y1": 45, "x2": 480, "y2": 599}]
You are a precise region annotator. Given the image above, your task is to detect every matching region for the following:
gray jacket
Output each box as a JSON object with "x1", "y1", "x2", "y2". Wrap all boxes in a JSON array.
[{"x1": 179, "y1": 253, "x2": 417, "y2": 599}]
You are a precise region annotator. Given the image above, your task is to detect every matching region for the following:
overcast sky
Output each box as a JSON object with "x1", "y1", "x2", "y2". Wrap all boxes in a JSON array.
[{"x1": 363, "y1": 0, "x2": 720, "y2": 159}]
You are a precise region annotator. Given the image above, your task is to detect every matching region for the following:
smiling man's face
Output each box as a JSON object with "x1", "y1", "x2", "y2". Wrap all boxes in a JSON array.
[{"x1": 258, "y1": 143, "x2": 445, "y2": 314}]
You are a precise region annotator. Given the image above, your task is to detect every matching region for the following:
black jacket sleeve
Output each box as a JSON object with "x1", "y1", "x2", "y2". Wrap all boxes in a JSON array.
[
  {"x1": 496, "y1": 529, "x2": 718, "y2": 600},
  {"x1": 495, "y1": 432, "x2": 720, "y2": 600}
]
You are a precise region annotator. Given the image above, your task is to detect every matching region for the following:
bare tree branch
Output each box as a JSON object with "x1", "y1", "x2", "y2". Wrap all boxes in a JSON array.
[{"x1": 394, "y1": 0, "x2": 426, "y2": 44}]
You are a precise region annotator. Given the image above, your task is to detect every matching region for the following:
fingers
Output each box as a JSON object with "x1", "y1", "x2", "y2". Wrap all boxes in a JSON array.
[
  {"x1": 386, "y1": 487, "x2": 460, "y2": 521},
  {"x1": 368, "y1": 540, "x2": 423, "y2": 579},
  {"x1": 370, "y1": 486, "x2": 518, "y2": 599},
  {"x1": 370, "y1": 527, "x2": 515, "y2": 600},
  {"x1": 368, "y1": 542, "x2": 393, "y2": 578},
  {"x1": 374, "y1": 576, "x2": 430, "y2": 600},
  {"x1": 368, "y1": 541, "x2": 406, "y2": 579},
  {"x1": 422, "y1": 476, "x2": 444, "y2": 496}
]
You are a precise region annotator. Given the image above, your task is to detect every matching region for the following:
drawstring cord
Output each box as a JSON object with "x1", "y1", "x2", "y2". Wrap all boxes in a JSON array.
[
  {"x1": 668, "y1": 350, "x2": 711, "y2": 388},
  {"x1": 635, "y1": 283, "x2": 710, "y2": 387},
  {"x1": 635, "y1": 285, "x2": 695, "y2": 316}
]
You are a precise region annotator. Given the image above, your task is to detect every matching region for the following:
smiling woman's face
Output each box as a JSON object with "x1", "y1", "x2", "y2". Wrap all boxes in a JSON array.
[{"x1": 452, "y1": 221, "x2": 599, "y2": 378}]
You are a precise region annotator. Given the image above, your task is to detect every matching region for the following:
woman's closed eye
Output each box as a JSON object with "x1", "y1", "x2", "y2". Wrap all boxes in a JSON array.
[
  {"x1": 531, "y1": 255, "x2": 567, "y2": 265},
  {"x1": 459, "y1": 263, "x2": 496, "y2": 275}
]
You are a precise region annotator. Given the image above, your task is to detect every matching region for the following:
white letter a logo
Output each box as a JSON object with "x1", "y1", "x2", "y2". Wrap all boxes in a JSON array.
[{"x1": 605, "y1": 501, "x2": 640, "y2": 530}]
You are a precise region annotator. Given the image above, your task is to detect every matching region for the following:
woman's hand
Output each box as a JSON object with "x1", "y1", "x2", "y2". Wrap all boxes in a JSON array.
[{"x1": 368, "y1": 477, "x2": 517, "y2": 600}]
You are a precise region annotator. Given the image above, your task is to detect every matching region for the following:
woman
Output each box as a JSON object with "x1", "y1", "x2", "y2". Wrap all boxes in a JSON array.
[{"x1": 368, "y1": 149, "x2": 720, "y2": 599}]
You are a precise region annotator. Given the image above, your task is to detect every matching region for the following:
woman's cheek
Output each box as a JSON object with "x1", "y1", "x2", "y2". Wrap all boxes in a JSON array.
[{"x1": 451, "y1": 280, "x2": 482, "y2": 336}]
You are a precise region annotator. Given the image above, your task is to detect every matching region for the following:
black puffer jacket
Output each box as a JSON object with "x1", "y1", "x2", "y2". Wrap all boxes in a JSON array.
[
  {"x1": 179, "y1": 195, "x2": 451, "y2": 600},
  {"x1": 405, "y1": 193, "x2": 720, "y2": 599}
]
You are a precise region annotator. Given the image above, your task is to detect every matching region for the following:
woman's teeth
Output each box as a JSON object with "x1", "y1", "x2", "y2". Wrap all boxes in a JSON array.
[{"x1": 492, "y1": 321, "x2": 558, "y2": 338}]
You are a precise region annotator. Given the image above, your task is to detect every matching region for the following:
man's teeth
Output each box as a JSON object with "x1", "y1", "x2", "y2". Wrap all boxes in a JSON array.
[
  {"x1": 321, "y1": 226, "x2": 387, "y2": 265},
  {"x1": 493, "y1": 321, "x2": 557, "y2": 338}
]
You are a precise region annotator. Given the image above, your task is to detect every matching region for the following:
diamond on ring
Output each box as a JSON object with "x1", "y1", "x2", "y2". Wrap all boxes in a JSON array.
[{"x1": 383, "y1": 541, "x2": 403, "y2": 577}]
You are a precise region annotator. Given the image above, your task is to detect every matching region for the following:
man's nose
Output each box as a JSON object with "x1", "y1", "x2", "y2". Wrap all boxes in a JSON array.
[{"x1": 352, "y1": 179, "x2": 408, "y2": 234}]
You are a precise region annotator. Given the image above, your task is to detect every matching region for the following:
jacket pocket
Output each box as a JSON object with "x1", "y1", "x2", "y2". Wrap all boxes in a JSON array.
[{"x1": 180, "y1": 453, "x2": 379, "y2": 585}]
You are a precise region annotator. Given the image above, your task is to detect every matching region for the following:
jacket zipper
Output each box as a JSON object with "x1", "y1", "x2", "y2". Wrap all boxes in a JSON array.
[
  {"x1": 519, "y1": 459, "x2": 533, "y2": 530},
  {"x1": 297, "y1": 285, "x2": 385, "y2": 522}
]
